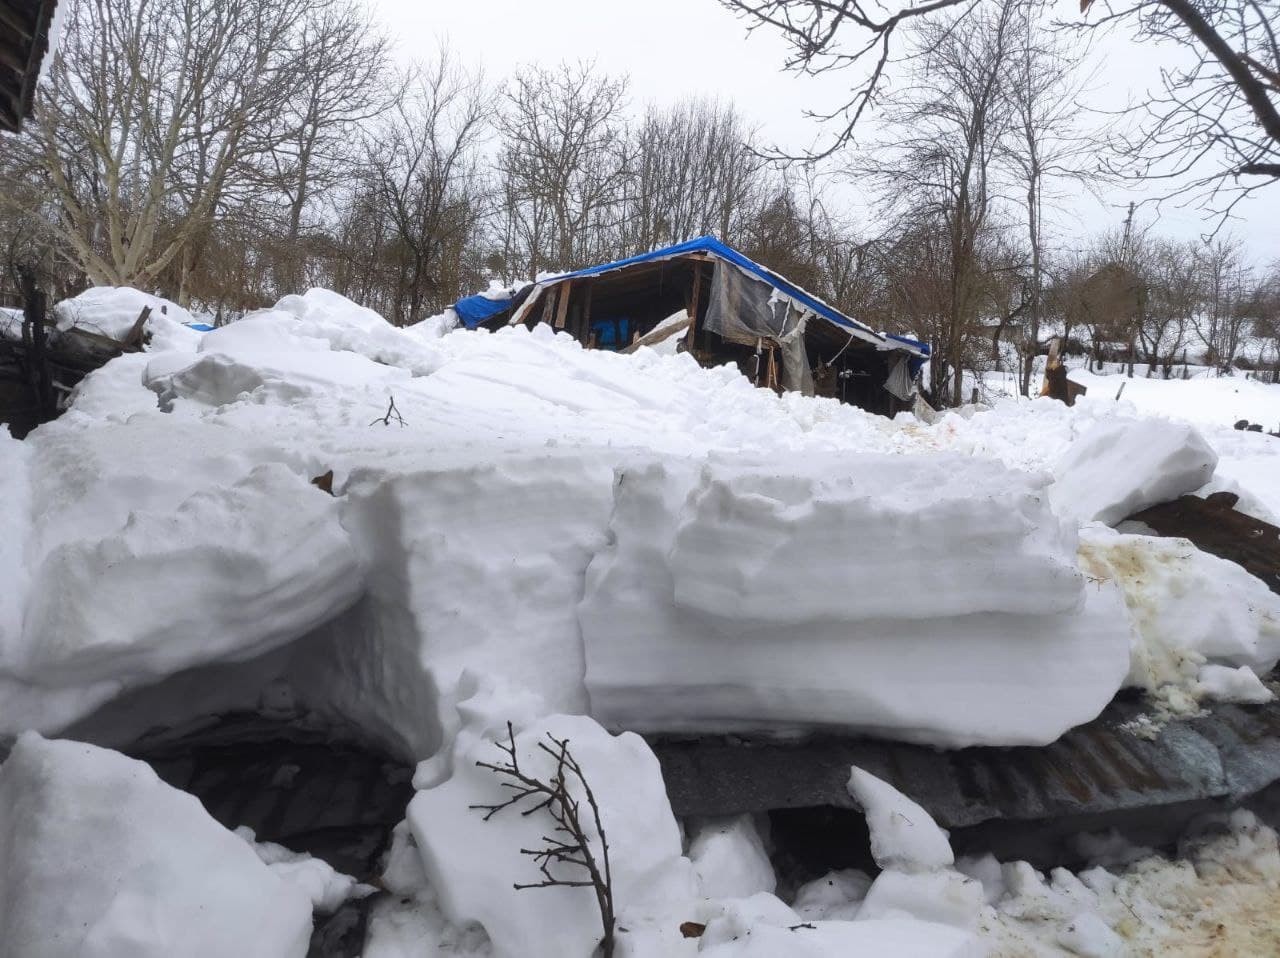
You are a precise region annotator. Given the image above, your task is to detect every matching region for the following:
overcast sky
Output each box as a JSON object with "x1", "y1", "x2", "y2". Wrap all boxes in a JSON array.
[{"x1": 371, "y1": 0, "x2": 1280, "y2": 261}]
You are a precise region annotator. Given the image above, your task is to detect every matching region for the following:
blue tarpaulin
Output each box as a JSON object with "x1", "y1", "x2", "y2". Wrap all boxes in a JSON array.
[
  {"x1": 453, "y1": 293, "x2": 518, "y2": 330},
  {"x1": 449, "y1": 237, "x2": 929, "y2": 360}
]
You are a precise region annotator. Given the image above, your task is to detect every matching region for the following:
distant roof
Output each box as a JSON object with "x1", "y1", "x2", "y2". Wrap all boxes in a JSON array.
[
  {"x1": 453, "y1": 236, "x2": 928, "y2": 359},
  {"x1": 1, "y1": 0, "x2": 58, "y2": 133}
]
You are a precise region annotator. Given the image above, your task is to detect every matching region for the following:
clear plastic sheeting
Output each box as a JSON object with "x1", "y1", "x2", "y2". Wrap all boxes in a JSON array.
[
  {"x1": 884, "y1": 355, "x2": 917, "y2": 402},
  {"x1": 705, "y1": 263, "x2": 815, "y2": 395}
]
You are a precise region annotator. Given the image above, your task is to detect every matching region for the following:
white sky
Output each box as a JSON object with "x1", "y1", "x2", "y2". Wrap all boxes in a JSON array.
[{"x1": 370, "y1": 0, "x2": 1280, "y2": 262}]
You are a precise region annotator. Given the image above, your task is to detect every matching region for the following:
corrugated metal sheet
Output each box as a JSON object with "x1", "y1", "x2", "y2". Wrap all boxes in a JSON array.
[{"x1": 651, "y1": 694, "x2": 1280, "y2": 830}]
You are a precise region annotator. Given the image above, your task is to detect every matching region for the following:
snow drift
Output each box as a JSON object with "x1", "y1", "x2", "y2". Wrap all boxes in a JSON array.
[{"x1": 0, "y1": 733, "x2": 312, "y2": 958}]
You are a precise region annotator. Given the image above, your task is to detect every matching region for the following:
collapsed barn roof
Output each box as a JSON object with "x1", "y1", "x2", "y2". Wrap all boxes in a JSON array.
[
  {"x1": 0, "y1": 0, "x2": 57, "y2": 133},
  {"x1": 453, "y1": 235, "x2": 927, "y2": 361}
]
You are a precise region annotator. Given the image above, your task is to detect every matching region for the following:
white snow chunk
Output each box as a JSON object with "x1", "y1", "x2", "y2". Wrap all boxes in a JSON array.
[
  {"x1": 1195, "y1": 664, "x2": 1275, "y2": 705},
  {"x1": 235, "y1": 826, "x2": 374, "y2": 914},
  {"x1": 688, "y1": 815, "x2": 776, "y2": 900},
  {"x1": 0, "y1": 432, "x2": 31, "y2": 658},
  {"x1": 1049, "y1": 418, "x2": 1217, "y2": 526},
  {"x1": 792, "y1": 869, "x2": 874, "y2": 921},
  {"x1": 406, "y1": 709, "x2": 693, "y2": 958},
  {"x1": 856, "y1": 869, "x2": 984, "y2": 930},
  {"x1": 0, "y1": 733, "x2": 312, "y2": 958},
  {"x1": 8, "y1": 463, "x2": 362, "y2": 733},
  {"x1": 1056, "y1": 910, "x2": 1124, "y2": 957},
  {"x1": 846, "y1": 766, "x2": 954, "y2": 872}
]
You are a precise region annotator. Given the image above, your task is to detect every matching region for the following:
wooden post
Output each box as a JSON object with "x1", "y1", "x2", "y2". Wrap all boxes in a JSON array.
[
  {"x1": 579, "y1": 281, "x2": 593, "y2": 343},
  {"x1": 683, "y1": 263, "x2": 704, "y2": 351},
  {"x1": 554, "y1": 281, "x2": 572, "y2": 330}
]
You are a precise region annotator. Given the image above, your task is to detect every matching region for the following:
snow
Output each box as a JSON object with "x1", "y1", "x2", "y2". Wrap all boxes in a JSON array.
[
  {"x1": 1194, "y1": 663, "x2": 1275, "y2": 705},
  {"x1": 406, "y1": 693, "x2": 693, "y2": 958},
  {"x1": 847, "y1": 765, "x2": 954, "y2": 872},
  {"x1": 1077, "y1": 526, "x2": 1280, "y2": 706},
  {"x1": 688, "y1": 816, "x2": 777, "y2": 900},
  {"x1": 979, "y1": 810, "x2": 1280, "y2": 957},
  {"x1": 5, "y1": 462, "x2": 364, "y2": 735},
  {"x1": 0, "y1": 732, "x2": 312, "y2": 958},
  {"x1": 1049, "y1": 418, "x2": 1218, "y2": 526},
  {"x1": 235, "y1": 826, "x2": 374, "y2": 914},
  {"x1": 1070, "y1": 367, "x2": 1280, "y2": 433},
  {"x1": 53, "y1": 286, "x2": 203, "y2": 351},
  {"x1": 581, "y1": 459, "x2": 1132, "y2": 746},
  {"x1": 696, "y1": 917, "x2": 980, "y2": 957},
  {"x1": 6, "y1": 284, "x2": 1280, "y2": 956}
]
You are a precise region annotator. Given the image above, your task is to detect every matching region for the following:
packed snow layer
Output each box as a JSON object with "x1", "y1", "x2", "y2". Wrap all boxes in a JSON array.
[
  {"x1": 581, "y1": 461, "x2": 1132, "y2": 746},
  {"x1": 290, "y1": 453, "x2": 614, "y2": 757},
  {"x1": 5, "y1": 463, "x2": 363, "y2": 735},
  {"x1": 670, "y1": 453, "x2": 1084, "y2": 623},
  {"x1": 1050, "y1": 419, "x2": 1218, "y2": 526},
  {"x1": 0, "y1": 733, "x2": 312, "y2": 958},
  {"x1": 1078, "y1": 527, "x2": 1280, "y2": 702}
]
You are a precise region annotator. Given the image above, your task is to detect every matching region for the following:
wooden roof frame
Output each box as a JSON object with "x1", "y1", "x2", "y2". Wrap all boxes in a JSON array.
[{"x1": 1, "y1": 0, "x2": 58, "y2": 133}]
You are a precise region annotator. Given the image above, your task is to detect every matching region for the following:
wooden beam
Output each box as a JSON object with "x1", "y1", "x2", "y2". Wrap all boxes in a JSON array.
[
  {"x1": 553, "y1": 280, "x2": 572, "y2": 329},
  {"x1": 683, "y1": 263, "x2": 704, "y2": 350},
  {"x1": 0, "y1": 5, "x2": 34, "y2": 41}
]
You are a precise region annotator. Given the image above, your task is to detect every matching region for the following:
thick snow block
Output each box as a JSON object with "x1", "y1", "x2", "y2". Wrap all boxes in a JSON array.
[
  {"x1": 581, "y1": 461, "x2": 1132, "y2": 748},
  {"x1": 672, "y1": 452, "x2": 1085, "y2": 623},
  {"x1": 297, "y1": 453, "x2": 614, "y2": 757},
  {"x1": 9, "y1": 463, "x2": 362, "y2": 733},
  {"x1": 407, "y1": 711, "x2": 693, "y2": 958},
  {"x1": 0, "y1": 733, "x2": 312, "y2": 958},
  {"x1": 1049, "y1": 419, "x2": 1217, "y2": 526}
]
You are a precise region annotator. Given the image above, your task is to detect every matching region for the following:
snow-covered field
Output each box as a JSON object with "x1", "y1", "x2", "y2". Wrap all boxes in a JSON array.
[{"x1": 3, "y1": 285, "x2": 1280, "y2": 956}]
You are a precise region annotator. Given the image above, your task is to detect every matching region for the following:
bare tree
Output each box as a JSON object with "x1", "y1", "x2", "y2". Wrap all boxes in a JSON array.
[
  {"x1": 864, "y1": 1, "x2": 1017, "y2": 405},
  {"x1": 10, "y1": 0, "x2": 355, "y2": 301},
  {"x1": 496, "y1": 63, "x2": 629, "y2": 278},
  {"x1": 363, "y1": 53, "x2": 490, "y2": 326},
  {"x1": 1086, "y1": 0, "x2": 1280, "y2": 218},
  {"x1": 725, "y1": 0, "x2": 1280, "y2": 218},
  {"x1": 625, "y1": 98, "x2": 767, "y2": 251}
]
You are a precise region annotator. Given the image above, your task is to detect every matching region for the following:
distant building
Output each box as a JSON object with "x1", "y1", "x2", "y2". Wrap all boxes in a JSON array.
[{"x1": 451, "y1": 237, "x2": 928, "y2": 417}]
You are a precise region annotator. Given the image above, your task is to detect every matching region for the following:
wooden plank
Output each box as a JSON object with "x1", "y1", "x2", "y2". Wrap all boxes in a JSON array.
[
  {"x1": 620, "y1": 316, "x2": 692, "y2": 354},
  {"x1": 579, "y1": 281, "x2": 593, "y2": 342},
  {"x1": 553, "y1": 281, "x2": 572, "y2": 330}
]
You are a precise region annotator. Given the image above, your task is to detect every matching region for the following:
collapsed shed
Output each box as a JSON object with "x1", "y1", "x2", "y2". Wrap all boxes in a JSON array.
[{"x1": 452, "y1": 237, "x2": 928, "y2": 417}]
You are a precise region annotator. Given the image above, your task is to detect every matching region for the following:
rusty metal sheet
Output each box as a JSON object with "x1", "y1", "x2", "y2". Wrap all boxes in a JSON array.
[{"x1": 650, "y1": 695, "x2": 1280, "y2": 830}]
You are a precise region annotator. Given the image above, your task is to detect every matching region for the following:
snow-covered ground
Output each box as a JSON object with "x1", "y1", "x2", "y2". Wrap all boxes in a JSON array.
[{"x1": 3, "y1": 286, "x2": 1280, "y2": 956}]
